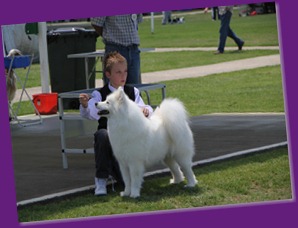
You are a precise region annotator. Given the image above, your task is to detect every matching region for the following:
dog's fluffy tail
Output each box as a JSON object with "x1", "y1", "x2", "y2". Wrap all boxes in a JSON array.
[{"x1": 158, "y1": 98, "x2": 194, "y2": 152}]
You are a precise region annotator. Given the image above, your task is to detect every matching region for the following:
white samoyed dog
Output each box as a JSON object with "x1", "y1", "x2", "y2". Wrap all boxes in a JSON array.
[{"x1": 95, "y1": 88, "x2": 198, "y2": 198}]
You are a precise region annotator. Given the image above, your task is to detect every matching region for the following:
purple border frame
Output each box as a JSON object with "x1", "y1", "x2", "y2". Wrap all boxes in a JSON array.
[{"x1": 1, "y1": 0, "x2": 297, "y2": 227}]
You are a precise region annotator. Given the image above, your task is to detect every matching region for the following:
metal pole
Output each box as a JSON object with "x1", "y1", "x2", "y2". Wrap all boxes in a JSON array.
[
  {"x1": 151, "y1": 12, "x2": 154, "y2": 34},
  {"x1": 38, "y1": 22, "x2": 51, "y2": 93}
]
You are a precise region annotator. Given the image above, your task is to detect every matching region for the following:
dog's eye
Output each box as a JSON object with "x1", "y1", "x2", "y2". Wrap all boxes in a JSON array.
[{"x1": 106, "y1": 101, "x2": 109, "y2": 104}]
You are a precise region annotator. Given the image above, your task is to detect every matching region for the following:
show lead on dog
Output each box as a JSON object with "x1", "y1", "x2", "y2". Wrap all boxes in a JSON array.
[{"x1": 79, "y1": 52, "x2": 153, "y2": 196}]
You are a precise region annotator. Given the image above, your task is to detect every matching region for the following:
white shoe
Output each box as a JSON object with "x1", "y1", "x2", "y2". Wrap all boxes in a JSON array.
[{"x1": 94, "y1": 177, "x2": 107, "y2": 196}]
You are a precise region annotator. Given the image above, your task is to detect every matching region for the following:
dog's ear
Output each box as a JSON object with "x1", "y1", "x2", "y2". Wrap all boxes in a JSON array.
[{"x1": 116, "y1": 87, "x2": 126, "y2": 103}]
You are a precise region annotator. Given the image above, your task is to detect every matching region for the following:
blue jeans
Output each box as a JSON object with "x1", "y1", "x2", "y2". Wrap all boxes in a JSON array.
[
  {"x1": 218, "y1": 11, "x2": 243, "y2": 53},
  {"x1": 104, "y1": 43, "x2": 141, "y2": 84}
]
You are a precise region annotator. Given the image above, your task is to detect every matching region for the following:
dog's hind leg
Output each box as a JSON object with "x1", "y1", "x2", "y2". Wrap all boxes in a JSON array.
[
  {"x1": 129, "y1": 162, "x2": 145, "y2": 198},
  {"x1": 118, "y1": 163, "x2": 131, "y2": 197},
  {"x1": 163, "y1": 155, "x2": 184, "y2": 184},
  {"x1": 174, "y1": 154, "x2": 198, "y2": 187}
]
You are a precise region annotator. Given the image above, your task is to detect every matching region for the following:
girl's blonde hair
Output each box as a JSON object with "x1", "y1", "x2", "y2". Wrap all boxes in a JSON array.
[{"x1": 103, "y1": 51, "x2": 127, "y2": 73}]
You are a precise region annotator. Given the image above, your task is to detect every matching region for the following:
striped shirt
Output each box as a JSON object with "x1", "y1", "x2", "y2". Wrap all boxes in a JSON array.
[{"x1": 91, "y1": 14, "x2": 142, "y2": 47}]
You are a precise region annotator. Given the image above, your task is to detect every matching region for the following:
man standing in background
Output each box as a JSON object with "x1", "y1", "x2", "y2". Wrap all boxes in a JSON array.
[{"x1": 91, "y1": 14, "x2": 143, "y2": 84}]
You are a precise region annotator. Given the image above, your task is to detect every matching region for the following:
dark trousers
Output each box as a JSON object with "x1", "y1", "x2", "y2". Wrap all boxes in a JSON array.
[
  {"x1": 94, "y1": 129, "x2": 123, "y2": 184},
  {"x1": 212, "y1": 7, "x2": 220, "y2": 20},
  {"x1": 218, "y1": 11, "x2": 243, "y2": 53}
]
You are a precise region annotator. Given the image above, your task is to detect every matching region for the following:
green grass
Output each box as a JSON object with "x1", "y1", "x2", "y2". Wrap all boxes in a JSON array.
[
  {"x1": 13, "y1": 64, "x2": 43, "y2": 88},
  {"x1": 13, "y1": 49, "x2": 279, "y2": 89},
  {"x1": 11, "y1": 101, "x2": 38, "y2": 117},
  {"x1": 94, "y1": 11, "x2": 279, "y2": 49},
  {"x1": 18, "y1": 147, "x2": 291, "y2": 222},
  {"x1": 13, "y1": 12, "x2": 279, "y2": 89},
  {"x1": 140, "y1": 65, "x2": 284, "y2": 116},
  {"x1": 140, "y1": 50, "x2": 279, "y2": 73},
  {"x1": 13, "y1": 65, "x2": 284, "y2": 117}
]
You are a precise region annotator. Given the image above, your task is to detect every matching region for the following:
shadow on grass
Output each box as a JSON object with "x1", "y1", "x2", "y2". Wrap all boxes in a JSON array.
[{"x1": 119, "y1": 182, "x2": 203, "y2": 203}]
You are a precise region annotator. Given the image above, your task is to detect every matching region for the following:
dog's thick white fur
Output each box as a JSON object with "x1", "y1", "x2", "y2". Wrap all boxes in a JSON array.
[{"x1": 95, "y1": 88, "x2": 198, "y2": 198}]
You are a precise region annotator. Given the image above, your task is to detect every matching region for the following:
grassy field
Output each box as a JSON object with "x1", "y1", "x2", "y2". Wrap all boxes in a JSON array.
[
  {"x1": 18, "y1": 147, "x2": 291, "y2": 222},
  {"x1": 99, "y1": 11, "x2": 279, "y2": 49},
  {"x1": 12, "y1": 49, "x2": 279, "y2": 92},
  {"x1": 13, "y1": 65, "x2": 284, "y2": 116},
  {"x1": 12, "y1": 11, "x2": 279, "y2": 88},
  {"x1": 145, "y1": 65, "x2": 284, "y2": 116}
]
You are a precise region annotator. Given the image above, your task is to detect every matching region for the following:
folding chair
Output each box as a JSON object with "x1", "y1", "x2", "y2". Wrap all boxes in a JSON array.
[{"x1": 4, "y1": 54, "x2": 42, "y2": 126}]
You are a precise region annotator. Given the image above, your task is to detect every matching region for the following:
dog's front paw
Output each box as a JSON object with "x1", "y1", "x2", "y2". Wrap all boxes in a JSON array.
[
  {"x1": 129, "y1": 193, "x2": 140, "y2": 198},
  {"x1": 170, "y1": 177, "x2": 184, "y2": 184},
  {"x1": 184, "y1": 179, "x2": 198, "y2": 188},
  {"x1": 120, "y1": 191, "x2": 130, "y2": 197}
]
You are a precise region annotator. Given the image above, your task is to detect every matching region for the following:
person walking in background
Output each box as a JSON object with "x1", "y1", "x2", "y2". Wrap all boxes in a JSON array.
[
  {"x1": 91, "y1": 14, "x2": 143, "y2": 84},
  {"x1": 211, "y1": 7, "x2": 220, "y2": 20},
  {"x1": 162, "y1": 11, "x2": 172, "y2": 25},
  {"x1": 204, "y1": 7, "x2": 220, "y2": 21},
  {"x1": 214, "y1": 6, "x2": 245, "y2": 54}
]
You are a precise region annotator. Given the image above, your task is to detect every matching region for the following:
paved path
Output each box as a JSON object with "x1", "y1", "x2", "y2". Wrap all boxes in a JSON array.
[
  {"x1": 141, "y1": 54, "x2": 280, "y2": 84},
  {"x1": 12, "y1": 113, "x2": 286, "y2": 205},
  {"x1": 13, "y1": 47, "x2": 280, "y2": 102},
  {"x1": 150, "y1": 46, "x2": 279, "y2": 52}
]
